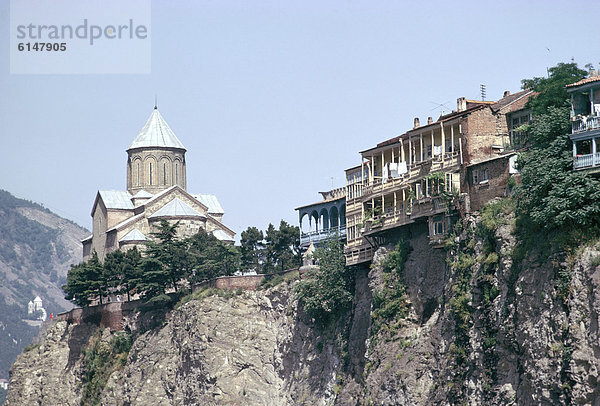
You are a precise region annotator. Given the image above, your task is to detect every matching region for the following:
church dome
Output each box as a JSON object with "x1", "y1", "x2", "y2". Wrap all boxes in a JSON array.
[
  {"x1": 126, "y1": 108, "x2": 188, "y2": 194},
  {"x1": 127, "y1": 108, "x2": 186, "y2": 151}
]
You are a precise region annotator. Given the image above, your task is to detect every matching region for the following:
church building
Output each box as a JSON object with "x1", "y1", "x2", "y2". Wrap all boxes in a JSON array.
[{"x1": 82, "y1": 107, "x2": 235, "y2": 261}]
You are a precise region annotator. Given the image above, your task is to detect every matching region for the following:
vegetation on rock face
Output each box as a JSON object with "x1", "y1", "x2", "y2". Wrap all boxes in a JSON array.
[
  {"x1": 370, "y1": 240, "x2": 412, "y2": 339},
  {"x1": 436, "y1": 62, "x2": 593, "y2": 403},
  {"x1": 80, "y1": 331, "x2": 132, "y2": 406},
  {"x1": 444, "y1": 199, "x2": 508, "y2": 403},
  {"x1": 295, "y1": 237, "x2": 354, "y2": 326}
]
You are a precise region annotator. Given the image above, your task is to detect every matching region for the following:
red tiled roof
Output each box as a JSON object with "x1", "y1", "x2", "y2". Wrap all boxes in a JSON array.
[{"x1": 566, "y1": 75, "x2": 600, "y2": 88}]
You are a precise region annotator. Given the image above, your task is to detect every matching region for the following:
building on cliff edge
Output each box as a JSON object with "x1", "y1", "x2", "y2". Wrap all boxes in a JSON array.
[
  {"x1": 568, "y1": 70, "x2": 600, "y2": 172},
  {"x1": 82, "y1": 107, "x2": 235, "y2": 261},
  {"x1": 314, "y1": 89, "x2": 532, "y2": 266},
  {"x1": 295, "y1": 187, "x2": 346, "y2": 249}
]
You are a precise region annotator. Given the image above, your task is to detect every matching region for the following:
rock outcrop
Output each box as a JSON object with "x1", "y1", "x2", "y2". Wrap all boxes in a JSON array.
[
  {"x1": 8, "y1": 202, "x2": 600, "y2": 405},
  {"x1": 7, "y1": 283, "x2": 343, "y2": 406}
]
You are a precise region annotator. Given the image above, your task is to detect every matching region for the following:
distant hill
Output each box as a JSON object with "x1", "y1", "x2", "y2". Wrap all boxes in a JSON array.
[{"x1": 0, "y1": 189, "x2": 89, "y2": 380}]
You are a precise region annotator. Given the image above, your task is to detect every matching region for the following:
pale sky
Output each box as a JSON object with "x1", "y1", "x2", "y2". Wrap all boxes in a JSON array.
[{"x1": 1, "y1": 0, "x2": 598, "y2": 239}]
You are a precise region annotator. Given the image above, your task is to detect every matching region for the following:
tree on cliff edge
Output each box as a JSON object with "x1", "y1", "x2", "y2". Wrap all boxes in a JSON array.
[
  {"x1": 63, "y1": 251, "x2": 105, "y2": 306},
  {"x1": 295, "y1": 237, "x2": 353, "y2": 325}
]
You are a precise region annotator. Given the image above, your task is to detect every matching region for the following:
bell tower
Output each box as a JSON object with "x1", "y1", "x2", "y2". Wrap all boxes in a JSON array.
[{"x1": 126, "y1": 107, "x2": 187, "y2": 195}]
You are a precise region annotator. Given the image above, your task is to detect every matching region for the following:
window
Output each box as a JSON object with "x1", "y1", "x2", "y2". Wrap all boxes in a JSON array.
[
  {"x1": 434, "y1": 221, "x2": 445, "y2": 235},
  {"x1": 473, "y1": 168, "x2": 488, "y2": 184},
  {"x1": 136, "y1": 162, "x2": 140, "y2": 186},
  {"x1": 445, "y1": 173, "x2": 453, "y2": 192},
  {"x1": 512, "y1": 117, "x2": 520, "y2": 130},
  {"x1": 480, "y1": 168, "x2": 489, "y2": 182},
  {"x1": 163, "y1": 163, "x2": 167, "y2": 185},
  {"x1": 415, "y1": 183, "x2": 422, "y2": 199},
  {"x1": 432, "y1": 216, "x2": 445, "y2": 235},
  {"x1": 175, "y1": 163, "x2": 179, "y2": 184}
]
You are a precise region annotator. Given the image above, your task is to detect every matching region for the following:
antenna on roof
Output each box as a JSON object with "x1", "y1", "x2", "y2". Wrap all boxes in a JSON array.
[
  {"x1": 480, "y1": 84, "x2": 486, "y2": 101},
  {"x1": 154, "y1": 95, "x2": 158, "y2": 110},
  {"x1": 429, "y1": 101, "x2": 451, "y2": 116}
]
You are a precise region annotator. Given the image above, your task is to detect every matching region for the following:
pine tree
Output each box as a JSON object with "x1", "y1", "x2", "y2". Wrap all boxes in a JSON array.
[{"x1": 240, "y1": 226, "x2": 264, "y2": 272}]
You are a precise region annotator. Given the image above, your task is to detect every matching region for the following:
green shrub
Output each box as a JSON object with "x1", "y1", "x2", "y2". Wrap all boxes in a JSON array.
[
  {"x1": 260, "y1": 271, "x2": 298, "y2": 289},
  {"x1": 370, "y1": 241, "x2": 412, "y2": 338},
  {"x1": 80, "y1": 331, "x2": 133, "y2": 406},
  {"x1": 295, "y1": 238, "x2": 353, "y2": 326},
  {"x1": 480, "y1": 199, "x2": 514, "y2": 232}
]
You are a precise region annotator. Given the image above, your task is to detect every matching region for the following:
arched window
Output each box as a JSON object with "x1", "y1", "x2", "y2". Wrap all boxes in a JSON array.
[
  {"x1": 175, "y1": 163, "x2": 179, "y2": 184},
  {"x1": 149, "y1": 163, "x2": 153, "y2": 185},
  {"x1": 163, "y1": 162, "x2": 167, "y2": 185},
  {"x1": 136, "y1": 162, "x2": 140, "y2": 186}
]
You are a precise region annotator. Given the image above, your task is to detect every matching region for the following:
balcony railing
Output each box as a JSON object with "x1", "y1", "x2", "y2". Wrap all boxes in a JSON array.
[
  {"x1": 344, "y1": 245, "x2": 373, "y2": 265},
  {"x1": 361, "y1": 153, "x2": 460, "y2": 198},
  {"x1": 572, "y1": 116, "x2": 600, "y2": 134},
  {"x1": 574, "y1": 152, "x2": 600, "y2": 170},
  {"x1": 362, "y1": 196, "x2": 447, "y2": 236},
  {"x1": 300, "y1": 225, "x2": 346, "y2": 245}
]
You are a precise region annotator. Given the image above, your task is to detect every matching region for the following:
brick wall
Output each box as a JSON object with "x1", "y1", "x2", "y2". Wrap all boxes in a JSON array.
[
  {"x1": 55, "y1": 299, "x2": 143, "y2": 332},
  {"x1": 213, "y1": 275, "x2": 265, "y2": 289},
  {"x1": 466, "y1": 155, "x2": 511, "y2": 211},
  {"x1": 462, "y1": 108, "x2": 498, "y2": 165}
]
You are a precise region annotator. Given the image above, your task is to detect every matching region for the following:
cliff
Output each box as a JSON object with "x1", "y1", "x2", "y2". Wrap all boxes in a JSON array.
[{"x1": 7, "y1": 200, "x2": 600, "y2": 405}]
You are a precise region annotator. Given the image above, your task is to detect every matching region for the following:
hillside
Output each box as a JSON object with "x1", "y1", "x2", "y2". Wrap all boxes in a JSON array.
[
  {"x1": 6, "y1": 203, "x2": 600, "y2": 405},
  {"x1": 0, "y1": 189, "x2": 89, "y2": 382}
]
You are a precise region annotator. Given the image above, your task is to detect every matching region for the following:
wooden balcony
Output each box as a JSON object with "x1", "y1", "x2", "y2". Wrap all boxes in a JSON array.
[
  {"x1": 344, "y1": 244, "x2": 374, "y2": 266},
  {"x1": 574, "y1": 152, "x2": 600, "y2": 170},
  {"x1": 361, "y1": 153, "x2": 460, "y2": 199},
  {"x1": 362, "y1": 195, "x2": 447, "y2": 237},
  {"x1": 300, "y1": 225, "x2": 346, "y2": 246},
  {"x1": 572, "y1": 116, "x2": 600, "y2": 134}
]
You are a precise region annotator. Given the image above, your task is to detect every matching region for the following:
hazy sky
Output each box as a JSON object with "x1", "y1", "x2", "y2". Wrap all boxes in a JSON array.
[{"x1": 1, "y1": 0, "x2": 598, "y2": 239}]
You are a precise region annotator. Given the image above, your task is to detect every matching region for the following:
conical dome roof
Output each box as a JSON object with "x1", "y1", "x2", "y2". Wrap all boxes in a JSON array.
[
  {"x1": 149, "y1": 198, "x2": 205, "y2": 219},
  {"x1": 128, "y1": 108, "x2": 186, "y2": 151}
]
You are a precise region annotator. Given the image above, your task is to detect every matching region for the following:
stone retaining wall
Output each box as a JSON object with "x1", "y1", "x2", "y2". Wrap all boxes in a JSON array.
[{"x1": 55, "y1": 300, "x2": 143, "y2": 332}]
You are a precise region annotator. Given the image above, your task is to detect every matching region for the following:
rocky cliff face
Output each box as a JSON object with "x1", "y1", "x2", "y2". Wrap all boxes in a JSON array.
[
  {"x1": 7, "y1": 201, "x2": 600, "y2": 405},
  {"x1": 7, "y1": 283, "x2": 344, "y2": 406}
]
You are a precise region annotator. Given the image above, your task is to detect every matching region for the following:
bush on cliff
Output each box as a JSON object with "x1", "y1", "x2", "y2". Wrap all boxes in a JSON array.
[
  {"x1": 295, "y1": 237, "x2": 354, "y2": 326},
  {"x1": 371, "y1": 240, "x2": 412, "y2": 338}
]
